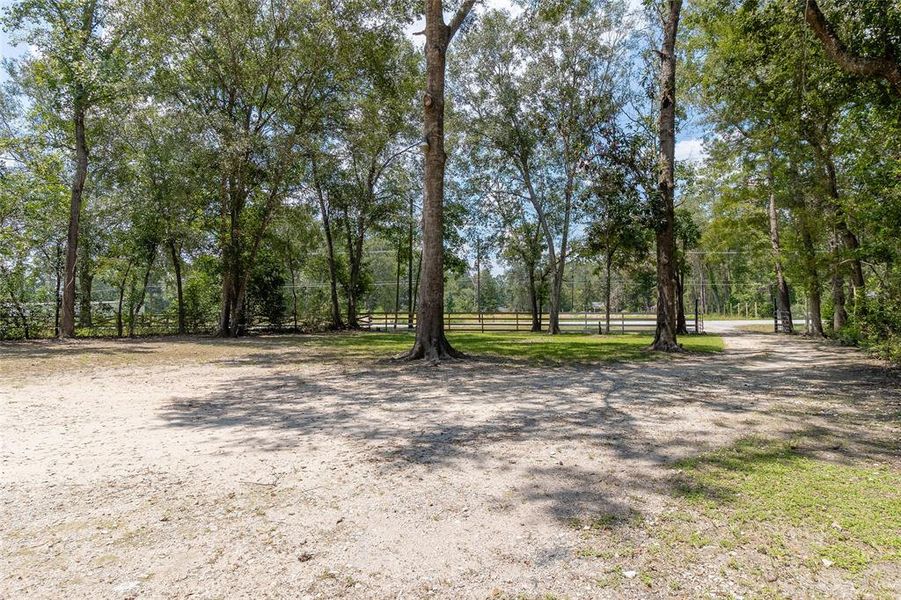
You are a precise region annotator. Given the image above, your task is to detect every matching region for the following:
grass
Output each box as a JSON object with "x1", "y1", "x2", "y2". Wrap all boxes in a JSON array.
[
  {"x1": 301, "y1": 331, "x2": 724, "y2": 363},
  {"x1": 570, "y1": 438, "x2": 900, "y2": 595},
  {"x1": 672, "y1": 437, "x2": 901, "y2": 573}
]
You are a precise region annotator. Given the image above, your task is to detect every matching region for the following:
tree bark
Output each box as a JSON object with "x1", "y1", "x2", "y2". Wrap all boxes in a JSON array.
[
  {"x1": 402, "y1": 0, "x2": 475, "y2": 361},
  {"x1": 168, "y1": 240, "x2": 186, "y2": 334},
  {"x1": 652, "y1": 0, "x2": 682, "y2": 352},
  {"x1": 767, "y1": 167, "x2": 793, "y2": 333},
  {"x1": 60, "y1": 100, "x2": 88, "y2": 338},
  {"x1": 805, "y1": 0, "x2": 901, "y2": 96}
]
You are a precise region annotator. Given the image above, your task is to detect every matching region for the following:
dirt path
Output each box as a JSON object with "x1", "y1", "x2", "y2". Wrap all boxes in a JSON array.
[{"x1": 1, "y1": 333, "x2": 898, "y2": 599}]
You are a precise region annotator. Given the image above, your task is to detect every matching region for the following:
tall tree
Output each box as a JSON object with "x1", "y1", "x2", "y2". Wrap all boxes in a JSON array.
[
  {"x1": 651, "y1": 0, "x2": 682, "y2": 351},
  {"x1": 455, "y1": 3, "x2": 627, "y2": 334},
  {"x1": 4, "y1": 0, "x2": 129, "y2": 337},
  {"x1": 402, "y1": 0, "x2": 478, "y2": 361}
]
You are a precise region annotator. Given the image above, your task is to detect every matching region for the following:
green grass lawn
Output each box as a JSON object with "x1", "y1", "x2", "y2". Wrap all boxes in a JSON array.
[{"x1": 301, "y1": 331, "x2": 724, "y2": 363}]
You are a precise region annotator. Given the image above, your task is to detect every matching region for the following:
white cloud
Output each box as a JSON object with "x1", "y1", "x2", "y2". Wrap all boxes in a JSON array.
[{"x1": 675, "y1": 138, "x2": 707, "y2": 163}]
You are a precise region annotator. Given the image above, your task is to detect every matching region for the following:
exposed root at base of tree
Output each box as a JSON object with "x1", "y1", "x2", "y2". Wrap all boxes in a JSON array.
[
  {"x1": 649, "y1": 339, "x2": 684, "y2": 352},
  {"x1": 396, "y1": 334, "x2": 466, "y2": 364}
]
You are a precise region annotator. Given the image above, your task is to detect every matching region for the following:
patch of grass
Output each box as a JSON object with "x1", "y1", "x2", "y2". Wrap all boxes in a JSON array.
[
  {"x1": 673, "y1": 437, "x2": 901, "y2": 572},
  {"x1": 302, "y1": 331, "x2": 724, "y2": 363}
]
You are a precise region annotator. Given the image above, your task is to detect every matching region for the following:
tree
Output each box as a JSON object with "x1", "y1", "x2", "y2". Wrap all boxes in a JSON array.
[
  {"x1": 650, "y1": 0, "x2": 683, "y2": 351},
  {"x1": 455, "y1": 3, "x2": 628, "y2": 334},
  {"x1": 584, "y1": 171, "x2": 648, "y2": 334},
  {"x1": 402, "y1": 0, "x2": 478, "y2": 361},
  {"x1": 150, "y1": 0, "x2": 323, "y2": 336},
  {"x1": 3, "y1": 0, "x2": 131, "y2": 337}
]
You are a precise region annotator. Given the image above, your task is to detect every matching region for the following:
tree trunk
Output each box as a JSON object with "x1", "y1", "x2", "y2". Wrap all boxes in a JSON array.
[
  {"x1": 528, "y1": 266, "x2": 541, "y2": 332},
  {"x1": 168, "y1": 240, "x2": 186, "y2": 334},
  {"x1": 116, "y1": 261, "x2": 132, "y2": 339},
  {"x1": 54, "y1": 244, "x2": 63, "y2": 337},
  {"x1": 604, "y1": 255, "x2": 612, "y2": 335},
  {"x1": 60, "y1": 101, "x2": 88, "y2": 338},
  {"x1": 822, "y1": 152, "x2": 865, "y2": 309},
  {"x1": 289, "y1": 267, "x2": 299, "y2": 332},
  {"x1": 407, "y1": 194, "x2": 415, "y2": 328},
  {"x1": 403, "y1": 0, "x2": 475, "y2": 361},
  {"x1": 128, "y1": 247, "x2": 156, "y2": 337},
  {"x1": 799, "y1": 217, "x2": 824, "y2": 337},
  {"x1": 676, "y1": 269, "x2": 688, "y2": 335},
  {"x1": 652, "y1": 0, "x2": 682, "y2": 352},
  {"x1": 313, "y1": 161, "x2": 344, "y2": 330},
  {"x1": 831, "y1": 233, "x2": 847, "y2": 331},
  {"x1": 767, "y1": 168, "x2": 793, "y2": 333},
  {"x1": 394, "y1": 240, "x2": 402, "y2": 329}
]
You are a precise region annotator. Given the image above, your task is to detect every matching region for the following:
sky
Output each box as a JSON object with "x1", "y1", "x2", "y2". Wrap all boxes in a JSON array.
[{"x1": 0, "y1": 0, "x2": 706, "y2": 162}]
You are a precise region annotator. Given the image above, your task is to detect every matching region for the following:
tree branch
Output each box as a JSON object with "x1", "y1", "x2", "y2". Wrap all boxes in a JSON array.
[
  {"x1": 448, "y1": 0, "x2": 479, "y2": 41},
  {"x1": 804, "y1": 0, "x2": 901, "y2": 96}
]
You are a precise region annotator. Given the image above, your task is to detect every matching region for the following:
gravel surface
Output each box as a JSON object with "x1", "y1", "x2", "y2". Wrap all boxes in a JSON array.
[{"x1": 1, "y1": 332, "x2": 898, "y2": 599}]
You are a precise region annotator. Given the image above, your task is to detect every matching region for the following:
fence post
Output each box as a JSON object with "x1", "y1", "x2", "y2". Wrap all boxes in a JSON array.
[{"x1": 621, "y1": 312, "x2": 625, "y2": 334}]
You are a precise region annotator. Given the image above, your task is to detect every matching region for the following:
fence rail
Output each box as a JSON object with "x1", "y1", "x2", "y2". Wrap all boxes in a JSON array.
[{"x1": 361, "y1": 312, "x2": 704, "y2": 334}]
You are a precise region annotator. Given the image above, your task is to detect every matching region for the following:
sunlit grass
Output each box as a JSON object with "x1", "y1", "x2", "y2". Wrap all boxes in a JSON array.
[
  {"x1": 300, "y1": 331, "x2": 724, "y2": 363},
  {"x1": 672, "y1": 437, "x2": 901, "y2": 573}
]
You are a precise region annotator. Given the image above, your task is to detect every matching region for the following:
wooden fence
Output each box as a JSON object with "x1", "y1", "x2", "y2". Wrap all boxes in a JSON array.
[{"x1": 361, "y1": 311, "x2": 704, "y2": 334}]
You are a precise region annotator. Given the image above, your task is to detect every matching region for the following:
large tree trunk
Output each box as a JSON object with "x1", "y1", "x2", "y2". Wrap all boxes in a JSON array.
[
  {"x1": 168, "y1": 240, "x2": 186, "y2": 334},
  {"x1": 767, "y1": 169, "x2": 793, "y2": 333},
  {"x1": 652, "y1": 0, "x2": 682, "y2": 352},
  {"x1": 403, "y1": 0, "x2": 475, "y2": 361},
  {"x1": 60, "y1": 101, "x2": 88, "y2": 338}
]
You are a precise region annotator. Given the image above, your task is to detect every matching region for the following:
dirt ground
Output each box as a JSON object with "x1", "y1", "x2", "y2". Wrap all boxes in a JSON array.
[{"x1": 1, "y1": 331, "x2": 898, "y2": 599}]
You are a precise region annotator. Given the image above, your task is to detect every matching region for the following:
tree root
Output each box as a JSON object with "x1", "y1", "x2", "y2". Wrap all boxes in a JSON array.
[{"x1": 396, "y1": 333, "x2": 466, "y2": 364}]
